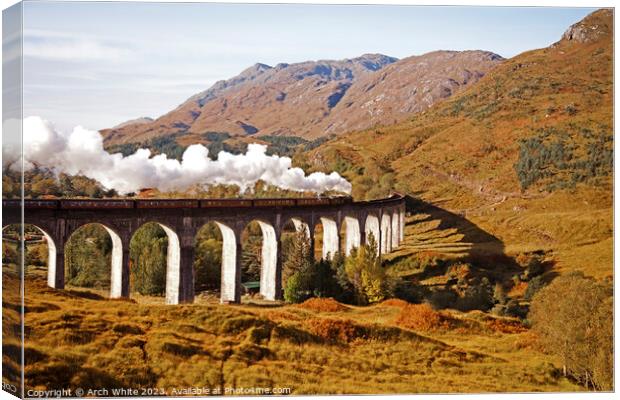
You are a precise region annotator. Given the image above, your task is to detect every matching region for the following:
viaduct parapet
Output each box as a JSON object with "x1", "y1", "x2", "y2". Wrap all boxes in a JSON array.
[{"x1": 2, "y1": 195, "x2": 406, "y2": 304}]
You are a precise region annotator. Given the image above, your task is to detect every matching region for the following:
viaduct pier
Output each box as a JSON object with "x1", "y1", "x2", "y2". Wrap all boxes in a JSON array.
[{"x1": 2, "y1": 194, "x2": 406, "y2": 304}]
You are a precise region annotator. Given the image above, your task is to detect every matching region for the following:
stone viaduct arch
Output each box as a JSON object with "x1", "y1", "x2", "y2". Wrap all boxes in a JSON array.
[
  {"x1": 3, "y1": 194, "x2": 405, "y2": 304},
  {"x1": 364, "y1": 213, "x2": 380, "y2": 251},
  {"x1": 342, "y1": 216, "x2": 361, "y2": 256}
]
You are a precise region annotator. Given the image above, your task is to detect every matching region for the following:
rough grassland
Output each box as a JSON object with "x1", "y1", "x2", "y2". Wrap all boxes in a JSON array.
[{"x1": 11, "y1": 272, "x2": 582, "y2": 395}]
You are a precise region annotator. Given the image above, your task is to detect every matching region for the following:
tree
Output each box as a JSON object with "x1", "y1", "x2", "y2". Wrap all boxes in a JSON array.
[
  {"x1": 130, "y1": 223, "x2": 167, "y2": 296},
  {"x1": 312, "y1": 258, "x2": 344, "y2": 299},
  {"x1": 31, "y1": 178, "x2": 59, "y2": 197},
  {"x1": 65, "y1": 224, "x2": 112, "y2": 289},
  {"x1": 25, "y1": 243, "x2": 48, "y2": 267},
  {"x1": 344, "y1": 234, "x2": 390, "y2": 305},
  {"x1": 329, "y1": 251, "x2": 353, "y2": 303},
  {"x1": 283, "y1": 270, "x2": 312, "y2": 303},
  {"x1": 281, "y1": 230, "x2": 344, "y2": 303},
  {"x1": 241, "y1": 223, "x2": 263, "y2": 283},
  {"x1": 194, "y1": 223, "x2": 223, "y2": 291},
  {"x1": 282, "y1": 229, "x2": 314, "y2": 303},
  {"x1": 59, "y1": 174, "x2": 77, "y2": 197},
  {"x1": 587, "y1": 297, "x2": 613, "y2": 391},
  {"x1": 529, "y1": 272, "x2": 612, "y2": 390},
  {"x1": 282, "y1": 229, "x2": 313, "y2": 288}
]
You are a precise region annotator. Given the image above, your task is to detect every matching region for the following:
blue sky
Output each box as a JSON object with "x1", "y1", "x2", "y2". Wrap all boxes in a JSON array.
[{"x1": 19, "y1": 2, "x2": 596, "y2": 131}]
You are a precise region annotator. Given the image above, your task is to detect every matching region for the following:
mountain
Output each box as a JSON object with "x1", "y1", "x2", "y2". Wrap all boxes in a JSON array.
[
  {"x1": 101, "y1": 51, "x2": 502, "y2": 145},
  {"x1": 322, "y1": 50, "x2": 503, "y2": 136},
  {"x1": 304, "y1": 9, "x2": 613, "y2": 279},
  {"x1": 112, "y1": 117, "x2": 153, "y2": 129}
]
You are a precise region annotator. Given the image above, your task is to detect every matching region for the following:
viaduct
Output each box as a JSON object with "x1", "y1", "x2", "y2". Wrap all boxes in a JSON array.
[{"x1": 2, "y1": 194, "x2": 406, "y2": 304}]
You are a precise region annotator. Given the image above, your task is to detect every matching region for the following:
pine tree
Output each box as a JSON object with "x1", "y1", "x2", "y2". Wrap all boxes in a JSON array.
[{"x1": 282, "y1": 229, "x2": 313, "y2": 287}]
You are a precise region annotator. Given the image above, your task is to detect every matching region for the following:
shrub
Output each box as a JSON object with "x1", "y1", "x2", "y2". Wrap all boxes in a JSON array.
[
  {"x1": 379, "y1": 298, "x2": 410, "y2": 308},
  {"x1": 26, "y1": 243, "x2": 48, "y2": 267},
  {"x1": 529, "y1": 272, "x2": 612, "y2": 390},
  {"x1": 564, "y1": 103, "x2": 577, "y2": 116},
  {"x1": 312, "y1": 258, "x2": 344, "y2": 299},
  {"x1": 427, "y1": 289, "x2": 457, "y2": 310},
  {"x1": 297, "y1": 298, "x2": 349, "y2": 313},
  {"x1": 283, "y1": 271, "x2": 312, "y2": 304},
  {"x1": 2, "y1": 242, "x2": 18, "y2": 264},
  {"x1": 493, "y1": 283, "x2": 507, "y2": 305},
  {"x1": 486, "y1": 318, "x2": 527, "y2": 334},
  {"x1": 455, "y1": 278, "x2": 494, "y2": 312},
  {"x1": 393, "y1": 280, "x2": 425, "y2": 303},
  {"x1": 344, "y1": 235, "x2": 391, "y2": 305},
  {"x1": 504, "y1": 299, "x2": 528, "y2": 319},
  {"x1": 524, "y1": 275, "x2": 546, "y2": 301},
  {"x1": 306, "y1": 318, "x2": 364, "y2": 343},
  {"x1": 395, "y1": 303, "x2": 449, "y2": 332},
  {"x1": 588, "y1": 297, "x2": 613, "y2": 391},
  {"x1": 329, "y1": 252, "x2": 354, "y2": 303}
]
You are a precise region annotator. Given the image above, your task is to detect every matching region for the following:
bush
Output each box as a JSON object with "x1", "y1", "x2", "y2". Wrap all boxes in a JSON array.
[
  {"x1": 395, "y1": 303, "x2": 448, "y2": 332},
  {"x1": 504, "y1": 299, "x2": 528, "y2": 319},
  {"x1": 524, "y1": 275, "x2": 546, "y2": 301},
  {"x1": 344, "y1": 235, "x2": 391, "y2": 305},
  {"x1": 493, "y1": 283, "x2": 507, "y2": 305},
  {"x1": 283, "y1": 271, "x2": 312, "y2": 304},
  {"x1": 26, "y1": 243, "x2": 48, "y2": 267},
  {"x1": 456, "y1": 282, "x2": 494, "y2": 312},
  {"x1": 311, "y1": 259, "x2": 344, "y2": 299},
  {"x1": 529, "y1": 272, "x2": 612, "y2": 390},
  {"x1": 427, "y1": 289, "x2": 457, "y2": 310},
  {"x1": 393, "y1": 280, "x2": 426, "y2": 303},
  {"x1": 306, "y1": 318, "x2": 364, "y2": 343},
  {"x1": 2, "y1": 242, "x2": 18, "y2": 264},
  {"x1": 329, "y1": 252, "x2": 354, "y2": 303},
  {"x1": 297, "y1": 298, "x2": 349, "y2": 313}
]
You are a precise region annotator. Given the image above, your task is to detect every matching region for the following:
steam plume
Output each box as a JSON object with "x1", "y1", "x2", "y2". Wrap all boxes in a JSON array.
[{"x1": 5, "y1": 116, "x2": 352, "y2": 195}]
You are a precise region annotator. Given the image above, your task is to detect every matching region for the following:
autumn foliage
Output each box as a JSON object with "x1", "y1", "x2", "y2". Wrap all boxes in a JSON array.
[
  {"x1": 306, "y1": 318, "x2": 363, "y2": 343},
  {"x1": 297, "y1": 298, "x2": 349, "y2": 313},
  {"x1": 395, "y1": 303, "x2": 449, "y2": 332}
]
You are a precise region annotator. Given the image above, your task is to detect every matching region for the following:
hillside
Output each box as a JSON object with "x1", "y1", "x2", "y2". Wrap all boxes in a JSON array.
[
  {"x1": 304, "y1": 9, "x2": 613, "y2": 279},
  {"x1": 101, "y1": 50, "x2": 501, "y2": 145},
  {"x1": 6, "y1": 272, "x2": 580, "y2": 394}
]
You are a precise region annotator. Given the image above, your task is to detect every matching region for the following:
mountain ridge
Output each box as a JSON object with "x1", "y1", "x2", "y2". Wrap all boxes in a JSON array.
[{"x1": 101, "y1": 50, "x2": 501, "y2": 144}]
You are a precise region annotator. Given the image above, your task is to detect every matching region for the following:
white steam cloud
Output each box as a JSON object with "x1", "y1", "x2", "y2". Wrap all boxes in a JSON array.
[{"x1": 4, "y1": 116, "x2": 352, "y2": 195}]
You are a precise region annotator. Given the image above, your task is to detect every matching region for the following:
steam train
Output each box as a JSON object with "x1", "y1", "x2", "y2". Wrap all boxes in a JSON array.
[{"x1": 3, "y1": 196, "x2": 354, "y2": 209}]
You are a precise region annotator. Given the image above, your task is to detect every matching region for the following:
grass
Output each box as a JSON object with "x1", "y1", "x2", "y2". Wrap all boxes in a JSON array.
[{"x1": 10, "y1": 271, "x2": 583, "y2": 394}]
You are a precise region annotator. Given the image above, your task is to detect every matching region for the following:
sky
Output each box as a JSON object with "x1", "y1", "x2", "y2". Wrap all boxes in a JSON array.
[{"x1": 17, "y1": 2, "x2": 597, "y2": 132}]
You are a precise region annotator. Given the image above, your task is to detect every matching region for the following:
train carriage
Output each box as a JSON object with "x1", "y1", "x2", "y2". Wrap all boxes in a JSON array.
[{"x1": 61, "y1": 199, "x2": 135, "y2": 209}]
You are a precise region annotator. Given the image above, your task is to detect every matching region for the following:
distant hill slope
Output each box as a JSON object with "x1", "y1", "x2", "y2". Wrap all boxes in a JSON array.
[
  {"x1": 305, "y1": 9, "x2": 613, "y2": 278},
  {"x1": 101, "y1": 50, "x2": 501, "y2": 145}
]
